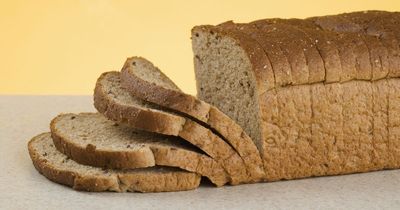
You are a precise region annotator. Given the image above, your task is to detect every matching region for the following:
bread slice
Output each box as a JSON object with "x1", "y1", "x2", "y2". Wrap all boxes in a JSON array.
[
  {"x1": 50, "y1": 112, "x2": 228, "y2": 186},
  {"x1": 120, "y1": 56, "x2": 265, "y2": 182},
  {"x1": 93, "y1": 71, "x2": 249, "y2": 184},
  {"x1": 28, "y1": 133, "x2": 201, "y2": 192}
]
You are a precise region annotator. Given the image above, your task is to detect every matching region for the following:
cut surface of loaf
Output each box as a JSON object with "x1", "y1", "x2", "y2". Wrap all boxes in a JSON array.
[
  {"x1": 120, "y1": 56, "x2": 265, "y2": 182},
  {"x1": 192, "y1": 11, "x2": 400, "y2": 181},
  {"x1": 50, "y1": 112, "x2": 228, "y2": 186},
  {"x1": 28, "y1": 133, "x2": 201, "y2": 192},
  {"x1": 192, "y1": 25, "x2": 264, "y2": 152},
  {"x1": 93, "y1": 71, "x2": 249, "y2": 184}
]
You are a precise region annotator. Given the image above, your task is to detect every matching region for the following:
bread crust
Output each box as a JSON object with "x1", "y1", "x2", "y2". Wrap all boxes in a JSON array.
[
  {"x1": 94, "y1": 72, "x2": 248, "y2": 185},
  {"x1": 207, "y1": 11, "x2": 400, "y2": 90},
  {"x1": 310, "y1": 15, "x2": 372, "y2": 82},
  {"x1": 253, "y1": 22, "x2": 310, "y2": 85},
  {"x1": 341, "y1": 11, "x2": 400, "y2": 78},
  {"x1": 50, "y1": 113, "x2": 228, "y2": 186},
  {"x1": 28, "y1": 133, "x2": 201, "y2": 192},
  {"x1": 121, "y1": 57, "x2": 265, "y2": 182},
  {"x1": 229, "y1": 22, "x2": 292, "y2": 89},
  {"x1": 252, "y1": 18, "x2": 326, "y2": 84}
]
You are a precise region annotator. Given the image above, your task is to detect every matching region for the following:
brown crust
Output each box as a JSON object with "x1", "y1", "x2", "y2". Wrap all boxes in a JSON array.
[
  {"x1": 310, "y1": 15, "x2": 371, "y2": 82},
  {"x1": 121, "y1": 57, "x2": 265, "y2": 182},
  {"x1": 280, "y1": 18, "x2": 342, "y2": 83},
  {"x1": 252, "y1": 22, "x2": 310, "y2": 85},
  {"x1": 28, "y1": 133, "x2": 201, "y2": 192},
  {"x1": 350, "y1": 11, "x2": 400, "y2": 78},
  {"x1": 338, "y1": 14, "x2": 385, "y2": 80},
  {"x1": 94, "y1": 72, "x2": 248, "y2": 184},
  {"x1": 207, "y1": 11, "x2": 400, "y2": 90},
  {"x1": 219, "y1": 22, "x2": 290, "y2": 90},
  {"x1": 253, "y1": 18, "x2": 326, "y2": 84},
  {"x1": 339, "y1": 13, "x2": 390, "y2": 80},
  {"x1": 50, "y1": 113, "x2": 228, "y2": 186}
]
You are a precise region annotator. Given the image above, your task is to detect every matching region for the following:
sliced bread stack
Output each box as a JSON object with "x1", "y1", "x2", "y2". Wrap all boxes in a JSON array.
[
  {"x1": 28, "y1": 58, "x2": 264, "y2": 192},
  {"x1": 29, "y1": 133, "x2": 201, "y2": 192},
  {"x1": 28, "y1": 11, "x2": 400, "y2": 193}
]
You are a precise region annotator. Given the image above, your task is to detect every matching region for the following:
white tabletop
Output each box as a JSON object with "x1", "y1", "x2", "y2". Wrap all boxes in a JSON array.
[{"x1": 0, "y1": 95, "x2": 399, "y2": 210}]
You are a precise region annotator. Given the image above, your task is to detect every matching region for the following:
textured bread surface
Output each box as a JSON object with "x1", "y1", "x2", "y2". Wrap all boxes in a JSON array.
[
  {"x1": 28, "y1": 133, "x2": 201, "y2": 192},
  {"x1": 50, "y1": 112, "x2": 228, "y2": 186},
  {"x1": 93, "y1": 71, "x2": 249, "y2": 184},
  {"x1": 120, "y1": 56, "x2": 265, "y2": 182},
  {"x1": 192, "y1": 10, "x2": 400, "y2": 181},
  {"x1": 192, "y1": 25, "x2": 264, "y2": 152}
]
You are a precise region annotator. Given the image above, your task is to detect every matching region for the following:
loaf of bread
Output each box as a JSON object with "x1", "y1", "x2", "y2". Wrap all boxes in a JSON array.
[
  {"x1": 27, "y1": 10, "x2": 400, "y2": 193},
  {"x1": 192, "y1": 11, "x2": 400, "y2": 181}
]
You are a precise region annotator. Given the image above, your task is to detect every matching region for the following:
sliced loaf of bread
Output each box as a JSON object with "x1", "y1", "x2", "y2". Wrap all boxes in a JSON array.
[
  {"x1": 120, "y1": 57, "x2": 265, "y2": 182},
  {"x1": 93, "y1": 71, "x2": 249, "y2": 185},
  {"x1": 28, "y1": 133, "x2": 201, "y2": 192},
  {"x1": 50, "y1": 112, "x2": 228, "y2": 186},
  {"x1": 191, "y1": 11, "x2": 400, "y2": 181}
]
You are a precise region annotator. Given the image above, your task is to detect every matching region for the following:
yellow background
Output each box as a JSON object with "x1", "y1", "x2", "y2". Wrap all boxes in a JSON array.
[{"x1": 1, "y1": 0, "x2": 399, "y2": 95}]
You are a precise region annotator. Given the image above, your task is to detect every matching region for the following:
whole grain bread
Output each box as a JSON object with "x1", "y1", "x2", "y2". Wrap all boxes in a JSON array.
[
  {"x1": 28, "y1": 133, "x2": 201, "y2": 192},
  {"x1": 120, "y1": 56, "x2": 265, "y2": 182},
  {"x1": 50, "y1": 112, "x2": 228, "y2": 186},
  {"x1": 192, "y1": 10, "x2": 400, "y2": 181},
  {"x1": 93, "y1": 71, "x2": 249, "y2": 184}
]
